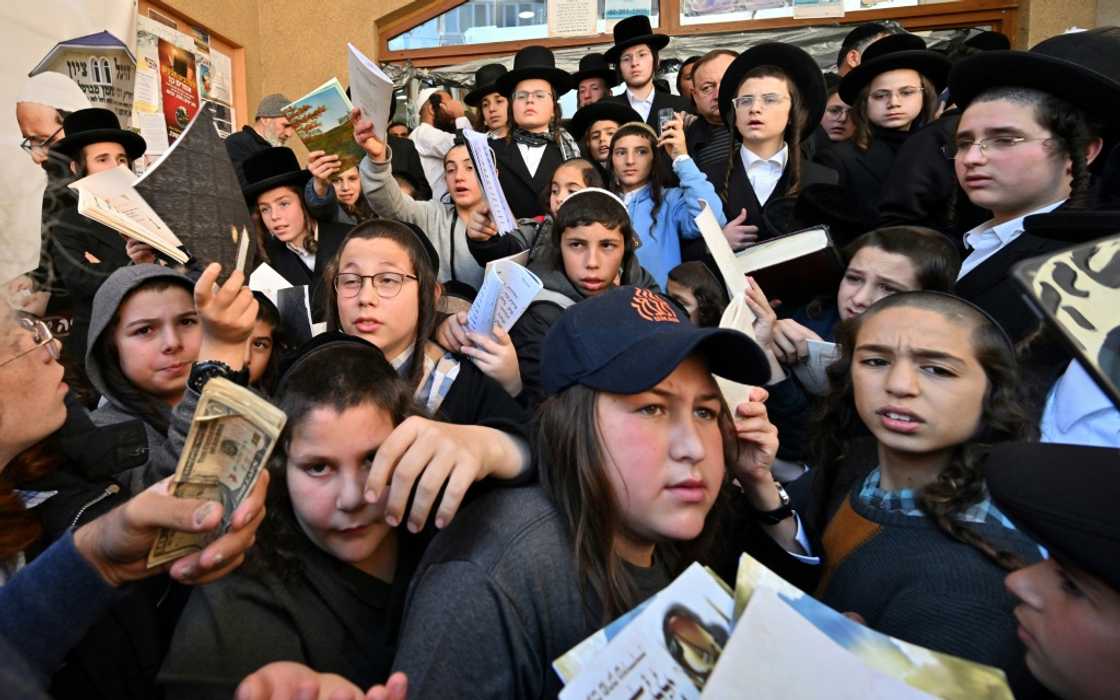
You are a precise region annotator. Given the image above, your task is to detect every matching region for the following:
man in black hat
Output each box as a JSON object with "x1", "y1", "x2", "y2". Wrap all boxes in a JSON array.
[
  {"x1": 947, "y1": 27, "x2": 1120, "y2": 344},
  {"x1": 602, "y1": 15, "x2": 691, "y2": 128},
  {"x1": 567, "y1": 101, "x2": 641, "y2": 177},
  {"x1": 985, "y1": 441, "x2": 1120, "y2": 700},
  {"x1": 464, "y1": 63, "x2": 509, "y2": 138},
  {"x1": 44, "y1": 108, "x2": 148, "y2": 378},
  {"x1": 573, "y1": 53, "x2": 619, "y2": 108},
  {"x1": 490, "y1": 45, "x2": 579, "y2": 219}
]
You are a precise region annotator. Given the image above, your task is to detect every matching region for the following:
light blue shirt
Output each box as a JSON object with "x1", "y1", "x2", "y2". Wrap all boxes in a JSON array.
[{"x1": 1041, "y1": 360, "x2": 1120, "y2": 448}]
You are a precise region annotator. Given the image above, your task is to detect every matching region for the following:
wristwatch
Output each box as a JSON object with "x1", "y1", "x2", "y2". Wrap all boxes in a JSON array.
[
  {"x1": 751, "y1": 481, "x2": 794, "y2": 525},
  {"x1": 188, "y1": 360, "x2": 250, "y2": 394}
]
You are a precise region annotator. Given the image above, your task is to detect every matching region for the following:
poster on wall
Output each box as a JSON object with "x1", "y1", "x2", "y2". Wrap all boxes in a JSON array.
[
  {"x1": 157, "y1": 38, "x2": 199, "y2": 141},
  {"x1": 27, "y1": 30, "x2": 137, "y2": 125},
  {"x1": 603, "y1": 0, "x2": 653, "y2": 19},
  {"x1": 793, "y1": 0, "x2": 843, "y2": 18}
]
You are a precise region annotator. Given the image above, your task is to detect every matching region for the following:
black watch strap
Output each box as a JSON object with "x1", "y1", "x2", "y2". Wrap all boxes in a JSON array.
[
  {"x1": 188, "y1": 360, "x2": 250, "y2": 394},
  {"x1": 752, "y1": 481, "x2": 794, "y2": 525}
]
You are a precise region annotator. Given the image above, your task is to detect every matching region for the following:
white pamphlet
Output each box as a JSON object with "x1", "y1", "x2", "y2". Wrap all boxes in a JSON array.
[
  {"x1": 791, "y1": 339, "x2": 840, "y2": 396},
  {"x1": 466, "y1": 252, "x2": 541, "y2": 336},
  {"x1": 695, "y1": 200, "x2": 747, "y2": 299},
  {"x1": 346, "y1": 43, "x2": 394, "y2": 144},
  {"x1": 461, "y1": 128, "x2": 519, "y2": 236}
]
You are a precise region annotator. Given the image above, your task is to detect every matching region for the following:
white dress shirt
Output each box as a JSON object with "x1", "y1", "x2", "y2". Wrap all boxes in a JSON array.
[
  {"x1": 1041, "y1": 360, "x2": 1120, "y2": 448},
  {"x1": 625, "y1": 86, "x2": 655, "y2": 122},
  {"x1": 517, "y1": 142, "x2": 546, "y2": 178},
  {"x1": 957, "y1": 200, "x2": 1065, "y2": 280},
  {"x1": 741, "y1": 143, "x2": 788, "y2": 206}
]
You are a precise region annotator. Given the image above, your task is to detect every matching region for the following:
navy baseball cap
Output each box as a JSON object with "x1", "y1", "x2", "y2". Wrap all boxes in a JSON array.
[{"x1": 541, "y1": 286, "x2": 771, "y2": 395}]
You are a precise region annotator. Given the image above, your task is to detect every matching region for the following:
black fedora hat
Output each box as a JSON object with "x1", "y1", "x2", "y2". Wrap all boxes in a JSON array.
[
  {"x1": 495, "y1": 45, "x2": 574, "y2": 98},
  {"x1": 963, "y1": 30, "x2": 1011, "y2": 52},
  {"x1": 718, "y1": 42, "x2": 827, "y2": 137},
  {"x1": 603, "y1": 15, "x2": 670, "y2": 64},
  {"x1": 51, "y1": 107, "x2": 147, "y2": 161},
  {"x1": 839, "y1": 33, "x2": 950, "y2": 105},
  {"x1": 572, "y1": 53, "x2": 620, "y2": 88},
  {"x1": 465, "y1": 63, "x2": 509, "y2": 107},
  {"x1": 241, "y1": 147, "x2": 311, "y2": 204},
  {"x1": 985, "y1": 441, "x2": 1120, "y2": 592},
  {"x1": 1023, "y1": 210, "x2": 1120, "y2": 244},
  {"x1": 949, "y1": 27, "x2": 1120, "y2": 138},
  {"x1": 568, "y1": 101, "x2": 642, "y2": 141}
]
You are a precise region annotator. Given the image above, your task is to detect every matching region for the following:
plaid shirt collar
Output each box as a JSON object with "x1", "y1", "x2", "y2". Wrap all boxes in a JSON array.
[
  {"x1": 390, "y1": 345, "x2": 461, "y2": 414},
  {"x1": 858, "y1": 468, "x2": 1019, "y2": 531}
]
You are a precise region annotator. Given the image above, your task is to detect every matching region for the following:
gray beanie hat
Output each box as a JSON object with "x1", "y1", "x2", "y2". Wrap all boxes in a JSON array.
[{"x1": 256, "y1": 93, "x2": 292, "y2": 119}]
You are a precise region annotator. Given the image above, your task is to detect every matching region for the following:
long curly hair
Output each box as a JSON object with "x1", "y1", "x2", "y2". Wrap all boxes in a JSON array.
[{"x1": 808, "y1": 291, "x2": 1037, "y2": 570}]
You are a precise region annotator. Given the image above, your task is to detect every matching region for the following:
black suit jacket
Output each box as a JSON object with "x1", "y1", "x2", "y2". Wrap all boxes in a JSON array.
[
  {"x1": 262, "y1": 219, "x2": 350, "y2": 321},
  {"x1": 489, "y1": 138, "x2": 564, "y2": 219},
  {"x1": 954, "y1": 231, "x2": 1070, "y2": 345},
  {"x1": 817, "y1": 138, "x2": 899, "y2": 229},
  {"x1": 224, "y1": 126, "x2": 272, "y2": 187},
  {"x1": 700, "y1": 147, "x2": 839, "y2": 243},
  {"x1": 877, "y1": 112, "x2": 989, "y2": 240}
]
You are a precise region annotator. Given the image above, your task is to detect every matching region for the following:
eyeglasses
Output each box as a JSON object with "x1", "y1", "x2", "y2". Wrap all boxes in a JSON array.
[
  {"x1": 941, "y1": 136, "x2": 1053, "y2": 159},
  {"x1": 825, "y1": 105, "x2": 851, "y2": 118},
  {"x1": 513, "y1": 90, "x2": 553, "y2": 103},
  {"x1": 732, "y1": 94, "x2": 789, "y2": 111},
  {"x1": 334, "y1": 271, "x2": 418, "y2": 299},
  {"x1": 0, "y1": 317, "x2": 60, "y2": 369},
  {"x1": 19, "y1": 125, "x2": 64, "y2": 156},
  {"x1": 869, "y1": 87, "x2": 923, "y2": 102}
]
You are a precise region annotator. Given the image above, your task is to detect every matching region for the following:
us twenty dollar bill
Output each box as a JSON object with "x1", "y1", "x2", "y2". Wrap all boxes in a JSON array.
[{"x1": 147, "y1": 377, "x2": 287, "y2": 568}]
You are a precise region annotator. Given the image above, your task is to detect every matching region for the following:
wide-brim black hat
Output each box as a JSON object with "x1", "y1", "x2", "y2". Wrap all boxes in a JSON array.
[
  {"x1": 964, "y1": 30, "x2": 1011, "y2": 52},
  {"x1": 718, "y1": 42, "x2": 827, "y2": 137},
  {"x1": 1023, "y1": 210, "x2": 1120, "y2": 243},
  {"x1": 985, "y1": 441, "x2": 1120, "y2": 592},
  {"x1": 51, "y1": 107, "x2": 147, "y2": 161},
  {"x1": 241, "y1": 147, "x2": 312, "y2": 204},
  {"x1": 568, "y1": 102, "x2": 642, "y2": 141},
  {"x1": 839, "y1": 33, "x2": 950, "y2": 105},
  {"x1": 603, "y1": 15, "x2": 670, "y2": 64},
  {"x1": 572, "y1": 52, "x2": 620, "y2": 88},
  {"x1": 465, "y1": 63, "x2": 509, "y2": 107},
  {"x1": 949, "y1": 28, "x2": 1120, "y2": 138},
  {"x1": 495, "y1": 45, "x2": 574, "y2": 97}
]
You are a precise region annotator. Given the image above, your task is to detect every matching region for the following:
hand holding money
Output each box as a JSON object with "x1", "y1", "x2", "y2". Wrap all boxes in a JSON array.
[
  {"x1": 73, "y1": 471, "x2": 269, "y2": 587},
  {"x1": 147, "y1": 377, "x2": 286, "y2": 568}
]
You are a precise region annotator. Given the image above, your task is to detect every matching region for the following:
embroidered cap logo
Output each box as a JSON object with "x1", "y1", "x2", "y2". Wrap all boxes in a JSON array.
[{"x1": 631, "y1": 288, "x2": 679, "y2": 323}]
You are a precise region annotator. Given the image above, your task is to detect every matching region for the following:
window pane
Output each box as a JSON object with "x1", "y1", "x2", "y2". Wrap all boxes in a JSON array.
[{"x1": 388, "y1": 0, "x2": 658, "y2": 51}]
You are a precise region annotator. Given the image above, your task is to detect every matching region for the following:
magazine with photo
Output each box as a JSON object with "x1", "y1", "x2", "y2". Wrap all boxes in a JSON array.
[{"x1": 283, "y1": 77, "x2": 367, "y2": 174}]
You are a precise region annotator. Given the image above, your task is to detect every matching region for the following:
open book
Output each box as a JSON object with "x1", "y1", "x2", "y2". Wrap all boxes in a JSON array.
[
  {"x1": 466, "y1": 251, "x2": 542, "y2": 336},
  {"x1": 68, "y1": 165, "x2": 189, "y2": 264},
  {"x1": 735, "y1": 226, "x2": 843, "y2": 309},
  {"x1": 283, "y1": 77, "x2": 367, "y2": 174}
]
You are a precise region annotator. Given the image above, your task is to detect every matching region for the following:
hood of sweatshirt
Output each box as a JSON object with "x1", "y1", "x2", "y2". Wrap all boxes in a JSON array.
[{"x1": 84, "y1": 263, "x2": 194, "y2": 410}]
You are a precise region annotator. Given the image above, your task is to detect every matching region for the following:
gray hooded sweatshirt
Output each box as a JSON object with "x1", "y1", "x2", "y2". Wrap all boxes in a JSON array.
[{"x1": 84, "y1": 264, "x2": 196, "y2": 493}]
